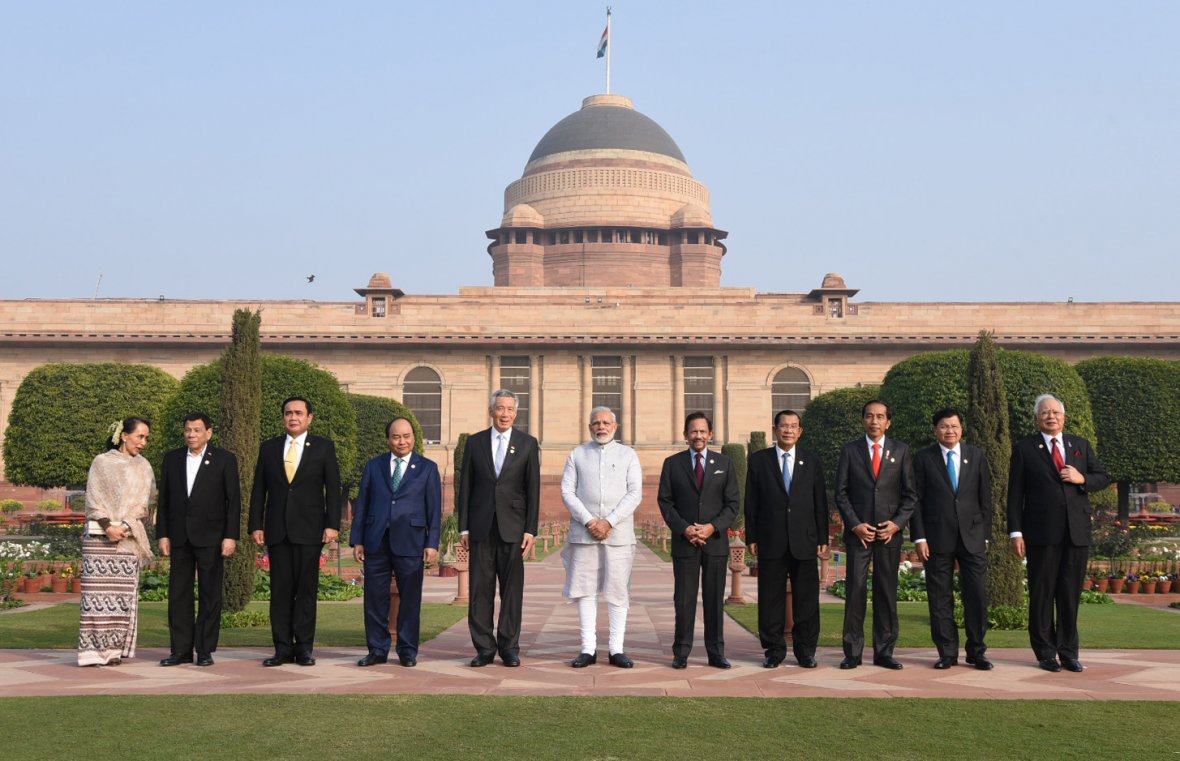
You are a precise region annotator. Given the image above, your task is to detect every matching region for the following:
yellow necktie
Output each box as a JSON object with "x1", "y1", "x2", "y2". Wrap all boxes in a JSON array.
[{"x1": 284, "y1": 439, "x2": 299, "y2": 482}]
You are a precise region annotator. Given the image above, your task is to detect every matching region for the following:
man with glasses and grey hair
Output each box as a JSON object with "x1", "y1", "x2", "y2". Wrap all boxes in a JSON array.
[
  {"x1": 1009, "y1": 393, "x2": 1108, "y2": 673},
  {"x1": 560, "y1": 406, "x2": 642, "y2": 668},
  {"x1": 458, "y1": 389, "x2": 540, "y2": 667}
]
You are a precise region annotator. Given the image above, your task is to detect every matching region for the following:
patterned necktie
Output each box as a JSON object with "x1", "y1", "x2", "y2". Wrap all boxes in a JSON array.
[
  {"x1": 695, "y1": 453, "x2": 704, "y2": 489},
  {"x1": 494, "y1": 433, "x2": 506, "y2": 477},
  {"x1": 782, "y1": 452, "x2": 792, "y2": 495},
  {"x1": 946, "y1": 450, "x2": 958, "y2": 493},
  {"x1": 391, "y1": 457, "x2": 404, "y2": 492},
  {"x1": 284, "y1": 439, "x2": 299, "y2": 483},
  {"x1": 871, "y1": 443, "x2": 882, "y2": 479},
  {"x1": 1050, "y1": 438, "x2": 1065, "y2": 470}
]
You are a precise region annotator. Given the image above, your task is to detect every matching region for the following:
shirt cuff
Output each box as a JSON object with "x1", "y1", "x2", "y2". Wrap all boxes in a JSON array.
[
  {"x1": 460, "y1": 530, "x2": 469, "y2": 536},
  {"x1": 914, "y1": 538, "x2": 927, "y2": 544},
  {"x1": 1009, "y1": 531, "x2": 1022, "y2": 538}
]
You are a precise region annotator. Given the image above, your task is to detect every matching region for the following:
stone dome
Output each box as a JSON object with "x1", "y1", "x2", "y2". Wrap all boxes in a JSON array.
[{"x1": 528, "y1": 94, "x2": 686, "y2": 164}]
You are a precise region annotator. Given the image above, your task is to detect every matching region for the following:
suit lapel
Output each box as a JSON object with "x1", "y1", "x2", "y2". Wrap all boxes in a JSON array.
[
  {"x1": 393, "y1": 453, "x2": 420, "y2": 494},
  {"x1": 477, "y1": 429, "x2": 497, "y2": 481},
  {"x1": 932, "y1": 446, "x2": 954, "y2": 492},
  {"x1": 857, "y1": 439, "x2": 874, "y2": 480},
  {"x1": 188, "y1": 447, "x2": 209, "y2": 497},
  {"x1": 683, "y1": 450, "x2": 701, "y2": 492}
]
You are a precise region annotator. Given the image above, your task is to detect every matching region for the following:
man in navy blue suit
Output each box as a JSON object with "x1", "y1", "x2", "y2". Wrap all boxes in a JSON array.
[{"x1": 350, "y1": 417, "x2": 441, "y2": 667}]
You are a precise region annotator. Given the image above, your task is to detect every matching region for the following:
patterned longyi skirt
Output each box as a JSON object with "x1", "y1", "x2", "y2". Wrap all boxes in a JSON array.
[{"x1": 77, "y1": 536, "x2": 141, "y2": 666}]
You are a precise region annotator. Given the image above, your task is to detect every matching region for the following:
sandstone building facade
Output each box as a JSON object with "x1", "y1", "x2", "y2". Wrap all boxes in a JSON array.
[{"x1": 2, "y1": 93, "x2": 1178, "y2": 489}]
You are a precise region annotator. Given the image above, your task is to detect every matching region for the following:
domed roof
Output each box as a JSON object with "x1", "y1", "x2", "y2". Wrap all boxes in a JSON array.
[{"x1": 528, "y1": 94, "x2": 686, "y2": 164}]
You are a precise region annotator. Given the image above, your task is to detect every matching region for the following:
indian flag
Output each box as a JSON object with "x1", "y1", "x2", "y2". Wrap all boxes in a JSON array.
[{"x1": 596, "y1": 24, "x2": 608, "y2": 59}]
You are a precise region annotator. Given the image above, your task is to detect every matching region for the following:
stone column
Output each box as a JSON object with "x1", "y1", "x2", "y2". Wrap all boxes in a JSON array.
[
  {"x1": 620, "y1": 355, "x2": 634, "y2": 443},
  {"x1": 671, "y1": 355, "x2": 684, "y2": 443},
  {"x1": 529, "y1": 355, "x2": 541, "y2": 441},
  {"x1": 580, "y1": 355, "x2": 593, "y2": 433},
  {"x1": 713, "y1": 355, "x2": 726, "y2": 444}
]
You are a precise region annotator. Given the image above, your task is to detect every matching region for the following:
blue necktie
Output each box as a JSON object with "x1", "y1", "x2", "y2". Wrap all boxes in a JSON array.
[
  {"x1": 494, "y1": 433, "x2": 506, "y2": 477},
  {"x1": 782, "y1": 452, "x2": 792, "y2": 495},
  {"x1": 391, "y1": 457, "x2": 404, "y2": 492},
  {"x1": 946, "y1": 450, "x2": 958, "y2": 493}
]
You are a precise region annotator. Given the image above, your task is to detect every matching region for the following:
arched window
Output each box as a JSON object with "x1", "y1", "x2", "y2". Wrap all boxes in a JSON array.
[
  {"x1": 771, "y1": 367, "x2": 811, "y2": 415},
  {"x1": 404, "y1": 367, "x2": 442, "y2": 443}
]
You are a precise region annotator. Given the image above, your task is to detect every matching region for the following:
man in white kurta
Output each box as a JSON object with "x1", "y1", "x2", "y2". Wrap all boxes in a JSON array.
[{"x1": 560, "y1": 406, "x2": 643, "y2": 668}]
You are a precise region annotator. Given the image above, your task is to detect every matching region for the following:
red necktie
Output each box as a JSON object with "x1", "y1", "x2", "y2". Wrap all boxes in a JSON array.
[
  {"x1": 695, "y1": 453, "x2": 704, "y2": 489},
  {"x1": 871, "y1": 443, "x2": 882, "y2": 479},
  {"x1": 1051, "y1": 438, "x2": 1065, "y2": 470}
]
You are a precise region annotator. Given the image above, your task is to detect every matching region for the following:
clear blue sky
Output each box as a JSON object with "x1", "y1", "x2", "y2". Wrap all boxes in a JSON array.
[{"x1": 2, "y1": 2, "x2": 1177, "y2": 302}]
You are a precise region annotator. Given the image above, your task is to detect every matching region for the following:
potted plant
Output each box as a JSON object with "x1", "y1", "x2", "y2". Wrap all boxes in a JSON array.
[
  {"x1": 1126, "y1": 573, "x2": 1141, "y2": 595},
  {"x1": 1109, "y1": 570, "x2": 1126, "y2": 594},
  {"x1": 437, "y1": 512, "x2": 460, "y2": 578},
  {"x1": 1159, "y1": 574, "x2": 1175, "y2": 595}
]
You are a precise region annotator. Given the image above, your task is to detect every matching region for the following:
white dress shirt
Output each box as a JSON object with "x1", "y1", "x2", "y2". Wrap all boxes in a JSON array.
[
  {"x1": 185, "y1": 445, "x2": 207, "y2": 497},
  {"x1": 284, "y1": 432, "x2": 307, "y2": 472}
]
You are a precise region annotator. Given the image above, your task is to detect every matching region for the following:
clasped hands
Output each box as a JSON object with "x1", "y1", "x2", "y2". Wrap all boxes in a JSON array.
[
  {"x1": 586, "y1": 518, "x2": 612, "y2": 541},
  {"x1": 852, "y1": 520, "x2": 900, "y2": 548},
  {"x1": 683, "y1": 522, "x2": 716, "y2": 546}
]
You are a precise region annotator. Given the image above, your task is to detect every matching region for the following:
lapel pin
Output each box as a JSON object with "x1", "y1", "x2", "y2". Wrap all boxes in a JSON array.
[
  {"x1": 709, "y1": 459, "x2": 715, "y2": 465},
  {"x1": 204, "y1": 460, "x2": 211, "y2": 465},
  {"x1": 798, "y1": 460, "x2": 804, "y2": 466},
  {"x1": 410, "y1": 464, "x2": 416, "y2": 469},
  {"x1": 962, "y1": 459, "x2": 968, "y2": 464},
  {"x1": 889, "y1": 458, "x2": 896, "y2": 463},
  {"x1": 1038, "y1": 444, "x2": 1044, "y2": 449}
]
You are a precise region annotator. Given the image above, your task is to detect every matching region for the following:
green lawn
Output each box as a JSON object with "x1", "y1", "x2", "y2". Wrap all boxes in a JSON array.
[
  {"x1": 639, "y1": 537, "x2": 672, "y2": 562},
  {"x1": 0, "y1": 602, "x2": 465, "y2": 649},
  {"x1": 725, "y1": 601, "x2": 1180, "y2": 649},
  {"x1": 0, "y1": 695, "x2": 1174, "y2": 760}
]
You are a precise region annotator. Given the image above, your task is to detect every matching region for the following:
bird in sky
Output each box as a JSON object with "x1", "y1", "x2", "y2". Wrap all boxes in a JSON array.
[{"x1": 306, "y1": 275, "x2": 315, "y2": 283}]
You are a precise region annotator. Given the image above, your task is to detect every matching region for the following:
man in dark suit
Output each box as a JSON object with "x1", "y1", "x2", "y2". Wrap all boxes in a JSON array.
[
  {"x1": 157, "y1": 412, "x2": 241, "y2": 667},
  {"x1": 835, "y1": 399, "x2": 918, "y2": 670},
  {"x1": 656, "y1": 412, "x2": 740, "y2": 669},
  {"x1": 912, "y1": 407, "x2": 993, "y2": 670},
  {"x1": 745, "y1": 409, "x2": 828, "y2": 669},
  {"x1": 249, "y1": 396, "x2": 343, "y2": 667},
  {"x1": 1009, "y1": 393, "x2": 1109, "y2": 673},
  {"x1": 350, "y1": 417, "x2": 441, "y2": 668},
  {"x1": 458, "y1": 389, "x2": 540, "y2": 667}
]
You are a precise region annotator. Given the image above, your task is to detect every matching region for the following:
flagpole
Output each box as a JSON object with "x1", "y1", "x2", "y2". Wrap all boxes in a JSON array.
[{"x1": 605, "y1": 6, "x2": 612, "y2": 94}]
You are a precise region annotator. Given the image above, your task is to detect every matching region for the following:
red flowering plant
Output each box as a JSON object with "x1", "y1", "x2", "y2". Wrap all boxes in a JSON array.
[{"x1": 256, "y1": 553, "x2": 270, "y2": 572}]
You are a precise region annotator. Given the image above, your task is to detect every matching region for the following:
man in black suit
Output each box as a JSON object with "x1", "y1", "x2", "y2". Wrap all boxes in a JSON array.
[
  {"x1": 249, "y1": 396, "x2": 343, "y2": 667},
  {"x1": 157, "y1": 412, "x2": 241, "y2": 667},
  {"x1": 835, "y1": 399, "x2": 918, "y2": 670},
  {"x1": 745, "y1": 409, "x2": 828, "y2": 669},
  {"x1": 458, "y1": 389, "x2": 540, "y2": 667},
  {"x1": 912, "y1": 407, "x2": 993, "y2": 670},
  {"x1": 1009, "y1": 393, "x2": 1109, "y2": 673},
  {"x1": 656, "y1": 412, "x2": 740, "y2": 669}
]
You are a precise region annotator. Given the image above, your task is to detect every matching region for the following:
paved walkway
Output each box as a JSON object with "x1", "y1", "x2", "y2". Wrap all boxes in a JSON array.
[{"x1": 2, "y1": 544, "x2": 1179, "y2": 699}]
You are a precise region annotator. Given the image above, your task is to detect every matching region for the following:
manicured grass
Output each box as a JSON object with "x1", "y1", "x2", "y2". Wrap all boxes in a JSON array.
[
  {"x1": 639, "y1": 537, "x2": 672, "y2": 562},
  {"x1": 0, "y1": 695, "x2": 1174, "y2": 760},
  {"x1": 0, "y1": 602, "x2": 465, "y2": 649},
  {"x1": 725, "y1": 601, "x2": 1180, "y2": 649}
]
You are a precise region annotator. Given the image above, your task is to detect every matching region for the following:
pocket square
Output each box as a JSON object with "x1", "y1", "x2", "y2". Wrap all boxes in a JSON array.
[{"x1": 713, "y1": 469, "x2": 725, "y2": 474}]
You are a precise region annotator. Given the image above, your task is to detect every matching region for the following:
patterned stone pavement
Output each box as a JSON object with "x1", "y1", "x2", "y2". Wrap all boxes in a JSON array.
[{"x1": 2, "y1": 544, "x2": 1179, "y2": 699}]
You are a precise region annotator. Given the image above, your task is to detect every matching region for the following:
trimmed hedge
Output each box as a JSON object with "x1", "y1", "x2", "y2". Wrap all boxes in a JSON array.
[
  {"x1": 1075, "y1": 356, "x2": 1180, "y2": 484},
  {"x1": 880, "y1": 349, "x2": 1096, "y2": 449},
  {"x1": 800, "y1": 385, "x2": 882, "y2": 478},
  {"x1": 160, "y1": 354, "x2": 358, "y2": 484},
  {"x1": 4, "y1": 363, "x2": 179, "y2": 487},
  {"x1": 721, "y1": 442, "x2": 748, "y2": 530}
]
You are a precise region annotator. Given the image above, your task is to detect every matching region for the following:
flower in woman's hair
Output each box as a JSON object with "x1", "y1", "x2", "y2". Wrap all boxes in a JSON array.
[{"x1": 107, "y1": 420, "x2": 125, "y2": 446}]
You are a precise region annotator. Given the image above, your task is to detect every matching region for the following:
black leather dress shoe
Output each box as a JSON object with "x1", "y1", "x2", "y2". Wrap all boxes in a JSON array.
[
  {"x1": 934, "y1": 657, "x2": 958, "y2": 670},
  {"x1": 839, "y1": 656, "x2": 862, "y2": 669},
  {"x1": 501, "y1": 652, "x2": 521, "y2": 667},
  {"x1": 263, "y1": 655, "x2": 293, "y2": 667},
  {"x1": 357, "y1": 654, "x2": 388, "y2": 667},
  {"x1": 608, "y1": 653, "x2": 634, "y2": 668},
  {"x1": 707, "y1": 656, "x2": 731, "y2": 670},
  {"x1": 762, "y1": 655, "x2": 784, "y2": 669},
  {"x1": 873, "y1": 656, "x2": 903, "y2": 670},
  {"x1": 399, "y1": 654, "x2": 417, "y2": 667},
  {"x1": 470, "y1": 653, "x2": 495, "y2": 667},
  {"x1": 967, "y1": 655, "x2": 994, "y2": 670},
  {"x1": 571, "y1": 652, "x2": 597, "y2": 668},
  {"x1": 159, "y1": 653, "x2": 192, "y2": 667},
  {"x1": 671, "y1": 657, "x2": 688, "y2": 669},
  {"x1": 796, "y1": 655, "x2": 818, "y2": 669},
  {"x1": 1038, "y1": 658, "x2": 1062, "y2": 672},
  {"x1": 1061, "y1": 658, "x2": 1084, "y2": 673},
  {"x1": 295, "y1": 654, "x2": 316, "y2": 667},
  {"x1": 196, "y1": 653, "x2": 214, "y2": 667}
]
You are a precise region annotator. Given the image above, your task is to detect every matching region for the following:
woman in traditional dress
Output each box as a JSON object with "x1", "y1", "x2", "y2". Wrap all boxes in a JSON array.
[{"x1": 77, "y1": 416, "x2": 156, "y2": 666}]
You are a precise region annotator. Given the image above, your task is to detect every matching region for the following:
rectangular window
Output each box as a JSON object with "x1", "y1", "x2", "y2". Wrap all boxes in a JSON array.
[
  {"x1": 371, "y1": 297, "x2": 386, "y2": 318},
  {"x1": 499, "y1": 356, "x2": 530, "y2": 432},
  {"x1": 591, "y1": 356, "x2": 623, "y2": 441},
  {"x1": 683, "y1": 356, "x2": 715, "y2": 425}
]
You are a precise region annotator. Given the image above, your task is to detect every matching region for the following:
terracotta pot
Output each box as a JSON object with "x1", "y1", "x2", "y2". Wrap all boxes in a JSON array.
[
  {"x1": 1083, "y1": 578, "x2": 1093, "y2": 590},
  {"x1": 1126, "y1": 581, "x2": 1140, "y2": 594},
  {"x1": 437, "y1": 564, "x2": 457, "y2": 578},
  {"x1": 1095, "y1": 578, "x2": 1110, "y2": 593},
  {"x1": 51, "y1": 577, "x2": 68, "y2": 593},
  {"x1": 1110, "y1": 578, "x2": 1125, "y2": 593},
  {"x1": 24, "y1": 577, "x2": 41, "y2": 593},
  {"x1": 1157, "y1": 580, "x2": 1173, "y2": 594},
  {"x1": 749, "y1": 566, "x2": 758, "y2": 577},
  {"x1": 1141, "y1": 581, "x2": 1157, "y2": 594},
  {"x1": 71, "y1": 578, "x2": 83, "y2": 593}
]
